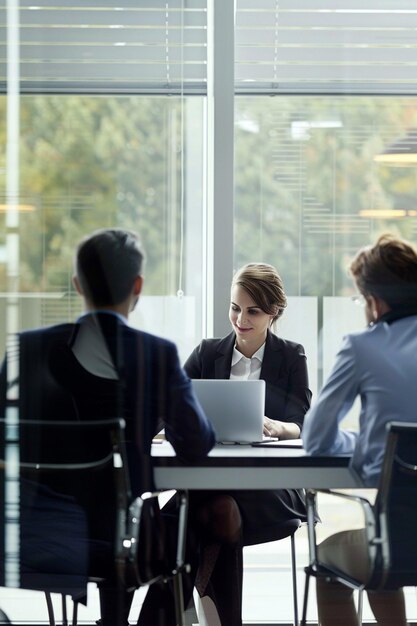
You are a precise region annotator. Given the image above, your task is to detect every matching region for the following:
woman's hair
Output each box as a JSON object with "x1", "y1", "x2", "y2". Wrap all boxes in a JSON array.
[
  {"x1": 350, "y1": 233, "x2": 417, "y2": 308},
  {"x1": 231, "y1": 263, "x2": 287, "y2": 324}
]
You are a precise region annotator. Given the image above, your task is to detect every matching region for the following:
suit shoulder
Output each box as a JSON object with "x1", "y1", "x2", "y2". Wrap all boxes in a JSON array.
[
  {"x1": 124, "y1": 326, "x2": 177, "y2": 352},
  {"x1": 20, "y1": 323, "x2": 74, "y2": 339},
  {"x1": 345, "y1": 323, "x2": 384, "y2": 349},
  {"x1": 198, "y1": 337, "x2": 225, "y2": 350},
  {"x1": 269, "y1": 332, "x2": 306, "y2": 355},
  {"x1": 192, "y1": 334, "x2": 233, "y2": 356}
]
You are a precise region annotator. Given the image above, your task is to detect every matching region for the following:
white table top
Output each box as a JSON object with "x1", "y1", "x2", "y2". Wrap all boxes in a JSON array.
[{"x1": 152, "y1": 441, "x2": 359, "y2": 490}]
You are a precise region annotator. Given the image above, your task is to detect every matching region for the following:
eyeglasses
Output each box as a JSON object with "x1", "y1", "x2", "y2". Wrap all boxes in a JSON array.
[{"x1": 351, "y1": 294, "x2": 366, "y2": 308}]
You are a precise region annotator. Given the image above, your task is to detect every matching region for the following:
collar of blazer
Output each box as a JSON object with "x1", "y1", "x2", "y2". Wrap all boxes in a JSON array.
[
  {"x1": 378, "y1": 306, "x2": 417, "y2": 326},
  {"x1": 213, "y1": 329, "x2": 285, "y2": 381}
]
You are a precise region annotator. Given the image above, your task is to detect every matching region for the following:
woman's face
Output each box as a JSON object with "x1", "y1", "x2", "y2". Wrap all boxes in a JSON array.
[{"x1": 229, "y1": 284, "x2": 274, "y2": 347}]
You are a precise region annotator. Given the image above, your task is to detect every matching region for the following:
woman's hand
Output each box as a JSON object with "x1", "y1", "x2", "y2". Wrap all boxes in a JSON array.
[{"x1": 263, "y1": 417, "x2": 301, "y2": 440}]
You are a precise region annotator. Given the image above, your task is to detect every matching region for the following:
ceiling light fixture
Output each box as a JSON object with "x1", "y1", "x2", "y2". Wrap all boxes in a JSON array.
[
  {"x1": 0, "y1": 204, "x2": 35, "y2": 212},
  {"x1": 374, "y1": 129, "x2": 417, "y2": 165},
  {"x1": 359, "y1": 209, "x2": 417, "y2": 219}
]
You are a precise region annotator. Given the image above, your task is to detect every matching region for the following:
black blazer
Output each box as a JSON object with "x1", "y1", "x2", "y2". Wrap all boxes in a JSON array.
[{"x1": 184, "y1": 329, "x2": 312, "y2": 431}]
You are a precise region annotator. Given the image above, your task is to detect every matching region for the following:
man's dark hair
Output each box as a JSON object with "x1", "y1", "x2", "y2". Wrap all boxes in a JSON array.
[
  {"x1": 76, "y1": 228, "x2": 145, "y2": 306},
  {"x1": 350, "y1": 233, "x2": 417, "y2": 308}
]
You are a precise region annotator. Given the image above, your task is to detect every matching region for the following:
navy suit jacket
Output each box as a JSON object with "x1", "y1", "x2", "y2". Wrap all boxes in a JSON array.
[
  {"x1": 1, "y1": 312, "x2": 215, "y2": 495},
  {"x1": 0, "y1": 312, "x2": 214, "y2": 595},
  {"x1": 184, "y1": 329, "x2": 311, "y2": 431}
]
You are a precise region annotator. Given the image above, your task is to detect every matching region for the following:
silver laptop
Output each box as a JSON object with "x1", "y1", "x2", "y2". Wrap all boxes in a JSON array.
[{"x1": 192, "y1": 379, "x2": 266, "y2": 444}]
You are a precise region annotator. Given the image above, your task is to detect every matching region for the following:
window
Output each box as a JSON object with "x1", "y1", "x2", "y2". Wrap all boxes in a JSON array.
[
  {"x1": 0, "y1": 1, "x2": 207, "y2": 360},
  {"x1": 234, "y1": 4, "x2": 417, "y2": 621},
  {"x1": 234, "y1": 0, "x2": 417, "y2": 405},
  {"x1": 235, "y1": 95, "x2": 417, "y2": 388}
]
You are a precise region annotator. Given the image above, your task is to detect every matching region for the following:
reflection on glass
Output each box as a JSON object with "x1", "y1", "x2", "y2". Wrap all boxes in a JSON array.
[
  {"x1": 234, "y1": 95, "x2": 417, "y2": 387},
  {"x1": 351, "y1": 294, "x2": 366, "y2": 308},
  {"x1": 233, "y1": 98, "x2": 417, "y2": 621},
  {"x1": 235, "y1": 96, "x2": 417, "y2": 299},
  {"x1": 0, "y1": 96, "x2": 205, "y2": 353}
]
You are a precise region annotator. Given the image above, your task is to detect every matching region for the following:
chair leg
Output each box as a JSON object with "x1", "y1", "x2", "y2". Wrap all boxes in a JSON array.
[
  {"x1": 44, "y1": 592, "x2": 56, "y2": 626},
  {"x1": 173, "y1": 571, "x2": 185, "y2": 626},
  {"x1": 290, "y1": 534, "x2": 299, "y2": 626},
  {"x1": 61, "y1": 594, "x2": 68, "y2": 626},
  {"x1": 300, "y1": 571, "x2": 310, "y2": 626},
  {"x1": 357, "y1": 589, "x2": 364, "y2": 626},
  {"x1": 72, "y1": 600, "x2": 79, "y2": 626}
]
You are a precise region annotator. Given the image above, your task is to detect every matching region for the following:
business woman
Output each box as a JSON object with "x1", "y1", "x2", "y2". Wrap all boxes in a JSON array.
[{"x1": 184, "y1": 262, "x2": 312, "y2": 626}]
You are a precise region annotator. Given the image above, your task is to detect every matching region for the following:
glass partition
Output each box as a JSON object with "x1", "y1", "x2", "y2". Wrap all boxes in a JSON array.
[
  {"x1": 235, "y1": 95, "x2": 417, "y2": 390},
  {"x1": 234, "y1": 95, "x2": 417, "y2": 622},
  {"x1": 0, "y1": 95, "x2": 205, "y2": 356}
]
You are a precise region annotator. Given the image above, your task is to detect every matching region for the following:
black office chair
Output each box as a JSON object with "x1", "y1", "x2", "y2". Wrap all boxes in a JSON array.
[
  {"x1": 0, "y1": 417, "x2": 189, "y2": 626},
  {"x1": 300, "y1": 421, "x2": 417, "y2": 626}
]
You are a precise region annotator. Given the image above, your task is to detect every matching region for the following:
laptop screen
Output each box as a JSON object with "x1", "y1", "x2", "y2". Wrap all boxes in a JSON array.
[{"x1": 191, "y1": 379, "x2": 266, "y2": 443}]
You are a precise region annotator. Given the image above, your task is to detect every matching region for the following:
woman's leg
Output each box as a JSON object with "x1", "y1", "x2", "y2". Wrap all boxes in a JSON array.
[
  {"x1": 317, "y1": 585, "x2": 409, "y2": 626},
  {"x1": 367, "y1": 588, "x2": 407, "y2": 626},
  {"x1": 138, "y1": 492, "x2": 243, "y2": 626},
  {"x1": 316, "y1": 529, "x2": 367, "y2": 626},
  {"x1": 316, "y1": 578, "x2": 360, "y2": 626},
  {"x1": 317, "y1": 529, "x2": 408, "y2": 626},
  {"x1": 195, "y1": 493, "x2": 242, "y2": 544},
  {"x1": 137, "y1": 496, "x2": 199, "y2": 626},
  {"x1": 203, "y1": 543, "x2": 243, "y2": 626},
  {"x1": 195, "y1": 494, "x2": 243, "y2": 626}
]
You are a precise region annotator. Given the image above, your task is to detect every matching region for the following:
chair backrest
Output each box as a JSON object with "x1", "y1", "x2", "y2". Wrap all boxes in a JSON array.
[
  {"x1": 373, "y1": 421, "x2": 417, "y2": 589},
  {"x1": 0, "y1": 417, "x2": 130, "y2": 599}
]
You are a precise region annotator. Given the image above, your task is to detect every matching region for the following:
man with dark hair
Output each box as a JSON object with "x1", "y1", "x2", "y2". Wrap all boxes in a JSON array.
[
  {"x1": 303, "y1": 233, "x2": 417, "y2": 626},
  {"x1": 75, "y1": 228, "x2": 145, "y2": 307},
  {"x1": 1, "y1": 227, "x2": 215, "y2": 625}
]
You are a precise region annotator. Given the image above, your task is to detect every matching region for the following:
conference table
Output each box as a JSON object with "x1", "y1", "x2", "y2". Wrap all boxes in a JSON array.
[
  {"x1": 152, "y1": 441, "x2": 361, "y2": 625},
  {"x1": 152, "y1": 440, "x2": 360, "y2": 491}
]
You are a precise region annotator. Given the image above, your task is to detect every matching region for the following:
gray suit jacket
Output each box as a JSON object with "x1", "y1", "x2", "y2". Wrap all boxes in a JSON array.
[{"x1": 303, "y1": 311, "x2": 417, "y2": 486}]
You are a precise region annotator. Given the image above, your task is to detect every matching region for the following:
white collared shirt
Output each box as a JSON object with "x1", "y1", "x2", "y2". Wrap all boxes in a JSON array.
[{"x1": 230, "y1": 342, "x2": 265, "y2": 380}]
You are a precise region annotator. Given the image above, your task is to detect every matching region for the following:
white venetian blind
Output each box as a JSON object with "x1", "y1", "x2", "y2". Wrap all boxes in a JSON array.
[
  {"x1": 0, "y1": 0, "x2": 207, "y2": 94},
  {"x1": 236, "y1": 0, "x2": 417, "y2": 94}
]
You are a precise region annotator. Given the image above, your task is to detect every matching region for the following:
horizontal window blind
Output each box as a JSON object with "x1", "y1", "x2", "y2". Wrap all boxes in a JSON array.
[
  {"x1": 236, "y1": 0, "x2": 417, "y2": 94},
  {"x1": 3, "y1": 1, "x2": 416, "y2": 97},
  {"x1": 0, "y1": 0, "x2": 207, "y2": 94}
]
